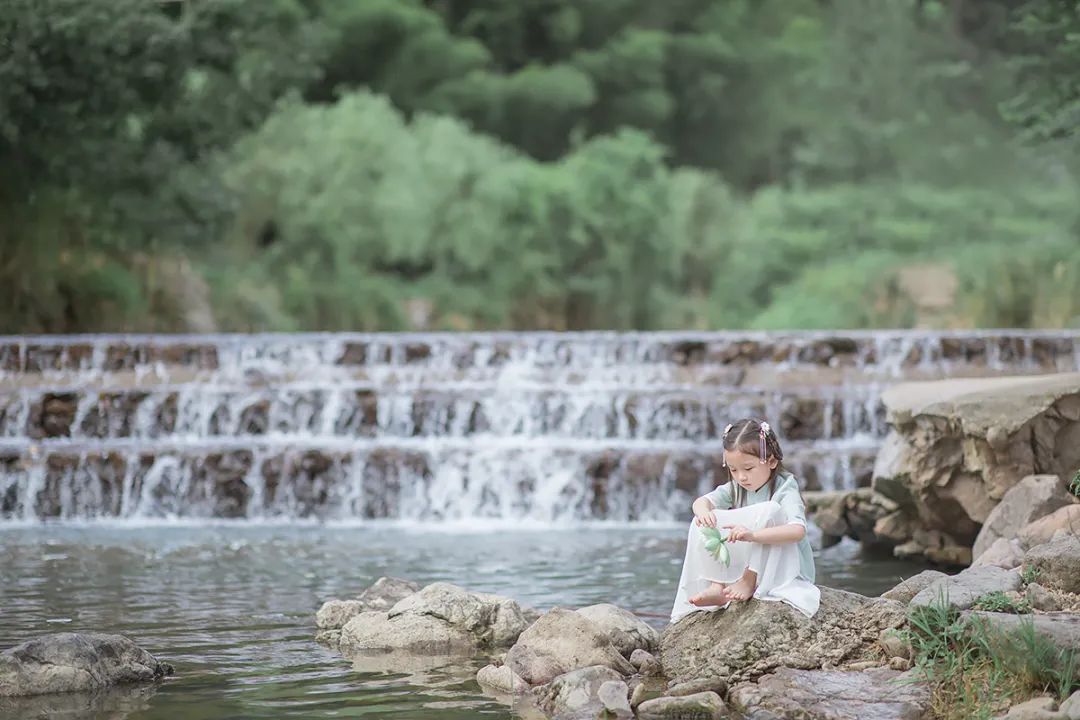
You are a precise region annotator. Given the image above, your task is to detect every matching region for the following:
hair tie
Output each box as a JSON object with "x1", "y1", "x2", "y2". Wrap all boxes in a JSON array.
[
  {"x1": 721, "y1": 423, "x2": 733, "y2": 466},
  {"x1": 759, "y1": 421, "x2": 771, "y2": 463}
]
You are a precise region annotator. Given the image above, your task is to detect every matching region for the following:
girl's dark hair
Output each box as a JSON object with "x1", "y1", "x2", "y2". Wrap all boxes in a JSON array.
[{"x1": 722, "y1": 418, "x2": 786, "y2": 508}]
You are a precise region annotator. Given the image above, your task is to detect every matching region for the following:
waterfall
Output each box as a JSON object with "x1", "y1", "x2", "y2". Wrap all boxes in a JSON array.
[{"x1": 1, "y1": 331, "x2": 1077, "y2": 522}]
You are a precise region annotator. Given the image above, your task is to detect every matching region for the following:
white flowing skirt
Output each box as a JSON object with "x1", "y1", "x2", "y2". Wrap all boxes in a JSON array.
[{"x1": 670, "y1": 500, "x2": 820, "y2": 624}]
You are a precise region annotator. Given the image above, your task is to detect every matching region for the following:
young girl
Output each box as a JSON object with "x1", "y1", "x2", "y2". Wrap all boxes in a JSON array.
[{"x1": 670, "y1": 418, "x2": 819, "y2": 623}]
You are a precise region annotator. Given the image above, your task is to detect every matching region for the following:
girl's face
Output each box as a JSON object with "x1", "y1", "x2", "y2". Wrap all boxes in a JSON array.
[{"x1": 724, "y1": 449, "x2": 778, "y2": 492}]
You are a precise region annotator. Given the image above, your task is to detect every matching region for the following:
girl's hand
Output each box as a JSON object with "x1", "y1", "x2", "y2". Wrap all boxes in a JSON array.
[
  {"x1": 721, "y1": 524, "x2": 754, "y2": 542},
  {"x1": 694, "y1": 510, "x2": 717, "y2": 528}
]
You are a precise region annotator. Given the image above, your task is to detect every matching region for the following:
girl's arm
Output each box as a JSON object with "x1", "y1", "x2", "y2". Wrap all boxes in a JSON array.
[
  {"x1": 692, "y1": 496, "x2": 715, "y2": 515},
  {"x1": 740, "y1": 523, "x2": 806, "y2": 545}
]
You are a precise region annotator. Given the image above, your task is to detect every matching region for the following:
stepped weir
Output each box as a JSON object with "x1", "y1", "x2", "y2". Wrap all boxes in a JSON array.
[{"x1": 1, "y1": 331, "x2": 1077, "y2": 522}]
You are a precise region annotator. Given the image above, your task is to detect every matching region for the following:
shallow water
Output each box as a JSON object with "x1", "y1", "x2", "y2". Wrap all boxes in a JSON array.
[{"x1": 0, "y1": 523, "x2": 929, "y2": 719}]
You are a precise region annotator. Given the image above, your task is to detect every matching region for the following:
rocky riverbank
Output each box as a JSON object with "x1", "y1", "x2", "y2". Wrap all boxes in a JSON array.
[{"x1": 317, "y1": 556, "x2": 1080, "y2": 719}]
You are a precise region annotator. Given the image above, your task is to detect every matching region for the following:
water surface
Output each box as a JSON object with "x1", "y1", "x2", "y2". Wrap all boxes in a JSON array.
[{"x1": 0, "y1": 522, "x2": 929, "y2": 719}]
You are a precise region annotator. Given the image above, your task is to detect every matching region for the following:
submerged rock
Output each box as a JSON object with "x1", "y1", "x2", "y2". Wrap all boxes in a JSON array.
[
  {"x1": 660, "y1": 587, "x2": 905, "y2": 685},
  {"x1": 0, "y1": 633, "x2": 173, "y2": 697},
  {"x1": 729, "y1": 667, "x2": 930, "y2": 720}
]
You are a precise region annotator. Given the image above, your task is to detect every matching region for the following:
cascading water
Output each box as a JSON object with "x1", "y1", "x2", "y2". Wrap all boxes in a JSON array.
[{"x1": 1, "y1": 330, "x2": 1077, "y2": 523}]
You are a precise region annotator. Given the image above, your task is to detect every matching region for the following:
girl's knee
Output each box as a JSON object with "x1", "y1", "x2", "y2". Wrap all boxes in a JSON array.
[{"x1": 761, "y1": 500, "x2": 788, "y2": 522}]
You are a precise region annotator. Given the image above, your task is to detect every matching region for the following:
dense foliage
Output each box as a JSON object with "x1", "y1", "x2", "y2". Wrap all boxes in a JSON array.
[{"x1": 2, "y1": 0, "x2": 1077, "y2": 332}]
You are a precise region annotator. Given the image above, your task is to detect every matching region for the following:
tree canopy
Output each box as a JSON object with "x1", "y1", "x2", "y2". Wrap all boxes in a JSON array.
[{"x1": 1, "y1": 0, "x2": 1077, "y2": 332}]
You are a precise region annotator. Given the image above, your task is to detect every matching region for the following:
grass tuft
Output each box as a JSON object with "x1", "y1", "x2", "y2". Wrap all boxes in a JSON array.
[{"x1": 904, "y1": 591, "x2": 1079, "y2": 719}]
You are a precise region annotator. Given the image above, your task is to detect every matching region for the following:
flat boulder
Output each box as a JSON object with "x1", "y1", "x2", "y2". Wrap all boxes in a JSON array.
[
  {"x1": 729, "y1": 667, "x2": 930, "y2": 720},
  {"x1": 973, "y1": 475, "x2": 1075, "y2": 559},
  {"x1": 881, "y1": 570, "x2": 949, "y2": 603},
  {"x1": 910, "y1": 565, "x2": 1022, "y2": 611},
  {"x1": 660, "y1": 588, "x2": 906, "y2": 685},
  {"x1": 504, "y1": 608, "x2": 634, "y2": 686},
  {"x1": 338, "y1": 582, "x2": 528, "y2": 655},
  {"x1": 964, "y1": 611, "x2": 1080, "y2": 654},
  {"x1": 0, "y1": 633, "x2": 173, "y2": 697}
]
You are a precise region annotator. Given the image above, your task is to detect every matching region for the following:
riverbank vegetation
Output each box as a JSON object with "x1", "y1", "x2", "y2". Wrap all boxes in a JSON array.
[
  {"x1": 907, "y1": 598, "x2": 1079, "y2": 719},
  {"x1": 2, "y1": 0, "x2": 1078, "y2": 333}
]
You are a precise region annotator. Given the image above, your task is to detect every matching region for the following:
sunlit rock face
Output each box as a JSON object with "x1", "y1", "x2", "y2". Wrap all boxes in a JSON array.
[{"x1": 1, "y1": 331, "x2": 1076, "y2": 522}]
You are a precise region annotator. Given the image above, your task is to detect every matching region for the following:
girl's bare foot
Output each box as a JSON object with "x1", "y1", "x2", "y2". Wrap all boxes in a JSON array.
[
  {"x1": 724, "y1": 570, "x2": 758, "y2": 602},
  {"x1": 688, "y1": 582, "x2": 727, "y2": 607}
]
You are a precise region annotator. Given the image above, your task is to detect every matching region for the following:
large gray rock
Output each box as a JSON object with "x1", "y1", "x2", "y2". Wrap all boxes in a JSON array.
[
  {"x1": 1060, "y1": 689, "x2": 1080, "y2": 720},
  {"x1": 574, "y1": 604, "x2": 658, "y2": 658},
  {"x1": 973, "y1": 537, "x2": 1027, "y2": 570},
  {"x1": 660, "y1": 588, "x2": 905, "y2": 685},
  {"x1": 315, "y1": 576, "x2": 420, "y2": 645},
  {"x1": 476, "y1": 663, "x2": 529, "y2": 695},
  {"x1": 964, "y1": 611, "x2": 1080, "y2": 654},
  {"x1": 340, "y1": 610, "x2": 476, "y2": 654},
  {"x1": 504, "y1": 608, "x2": 634, "y2": 686},
  {"x1": 881, "y1": 570, "x2": 949, "y2": 603},
  {"x1": 0, "y1": 634, "x2": 173, "y2": 697},
  {"x1": 338, "y1": 582, "x2": 528, "y2": 655},
  {"x1": 533, "y1": 665, "x2": 626, "y2": 720},
  {"x1": 597, "y1": 679, "x2": 633, "y2": 718},
  {"x1": 356, "y1": 576, "x2": 421, "y2": 611},
  {"x1": 998, "y1": 695, "x2": 1060, "y2": 720},
  {"x1": 635, "y1": 691, "x2": 730, "y2": 720},
  {"x1": 729, "y1": 667, "x2": 931, "y2": 720},
  {"x1": 973, "y1": 475, "x2": 1075, "y2": 560},
  {"x1": 910, "y1": 565, "x2": 1022, "y2": 611},
  {"x1": 870, "y1": 374, "x2": 1080, "y2": 558},
  {"x1": 1019, "y1": 506, "x2": 1080, "y2": 550},
  {"x1": 1025, "y1": 535, "x2": 1080, "y2": 593}
]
